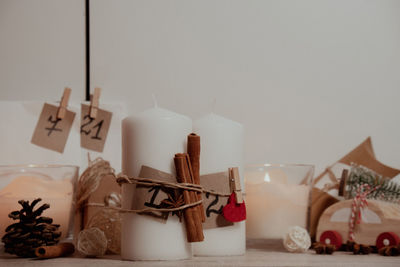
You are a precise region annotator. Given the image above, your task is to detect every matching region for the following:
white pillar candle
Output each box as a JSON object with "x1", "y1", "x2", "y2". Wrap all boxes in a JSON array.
[
  {"x1": 121, "y1": 107, "x2": 192, "y2": 260},
  {"x1": 193, "y1": 113, "x2": 245, "y2": 256}
]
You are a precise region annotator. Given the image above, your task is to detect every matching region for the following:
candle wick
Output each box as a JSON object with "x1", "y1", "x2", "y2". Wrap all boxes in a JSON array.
[{"x1": 152, "y1": 93, "x2": 158, "y2": 108}]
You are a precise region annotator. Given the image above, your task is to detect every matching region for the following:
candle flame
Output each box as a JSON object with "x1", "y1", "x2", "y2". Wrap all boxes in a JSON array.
[{"x1": 264, "y1": 172, "x2": 271, "y2": 182}]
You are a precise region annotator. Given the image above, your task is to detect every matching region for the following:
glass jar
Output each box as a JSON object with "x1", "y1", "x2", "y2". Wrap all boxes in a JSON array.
[
  {"x1": 245, "y1": 164, "x2": 314, "y2": 240},
  {"x1": 0, "y1": 165, "x2": 78, "y2": 241}
]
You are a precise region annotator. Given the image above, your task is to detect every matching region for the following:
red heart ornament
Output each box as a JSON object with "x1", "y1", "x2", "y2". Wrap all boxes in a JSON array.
[{"x1": 222, "y1": 192, "x2": 246, "y2": 222}]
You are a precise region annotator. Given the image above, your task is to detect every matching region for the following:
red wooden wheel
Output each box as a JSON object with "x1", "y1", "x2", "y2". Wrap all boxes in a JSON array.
[
  {"x1": 376, "y1": 232, "x2": 400, "y2": 250},
  {"x1": 320, "y1": 230, "x2": 342, "y2": 249}
]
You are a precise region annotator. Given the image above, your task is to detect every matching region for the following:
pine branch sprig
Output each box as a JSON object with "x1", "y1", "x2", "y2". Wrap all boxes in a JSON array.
[{"x1": 345, "y1": 164, "x2": 400, "y2": 203}]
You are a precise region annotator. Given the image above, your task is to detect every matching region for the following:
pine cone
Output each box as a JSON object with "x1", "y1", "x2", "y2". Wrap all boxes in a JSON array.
[{"x1": 1, "y1": 198, "x2": 61, "y2": 257}]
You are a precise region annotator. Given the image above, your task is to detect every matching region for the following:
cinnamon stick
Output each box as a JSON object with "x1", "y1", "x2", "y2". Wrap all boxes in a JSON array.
[
  {"x1": 183, "y1": 153, "x2": 204, "y2": 235},
  {"x1": 175, "y1": 156, "x2": 196, "y2": 242},
  {"x1": 174, "y1": 153, "x2": 204, "y2": 242},
  {"x1": 187, "y1": 133, "x2": 205, "y2": 222},
  {"x1": 35, "y1": 242, "x2": 75, "y2": 259}
]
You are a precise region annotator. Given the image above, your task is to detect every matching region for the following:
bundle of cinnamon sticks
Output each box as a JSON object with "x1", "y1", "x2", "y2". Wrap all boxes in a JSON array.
[{"x1": 174, "y1": 133, "x2": 205, "y2": 242}]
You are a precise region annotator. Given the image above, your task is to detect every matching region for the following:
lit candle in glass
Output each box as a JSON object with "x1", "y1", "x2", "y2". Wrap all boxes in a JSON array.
[
  {"x1": 245, "y1": 164, "x2": 314, "y2": 240},
  {"x1": 0, "y1": 165, "x2": 78, "y2": 240}
]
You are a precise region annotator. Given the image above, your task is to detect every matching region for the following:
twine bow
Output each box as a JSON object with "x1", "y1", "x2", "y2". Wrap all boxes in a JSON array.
[{"x1": 348, "y1": 184, "x2": 379, "y2": 241}]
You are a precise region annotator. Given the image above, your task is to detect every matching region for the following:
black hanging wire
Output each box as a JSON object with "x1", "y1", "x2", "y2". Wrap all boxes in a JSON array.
[{"x1": 85, "y1": 0, "x2": 90, "y2": 101}]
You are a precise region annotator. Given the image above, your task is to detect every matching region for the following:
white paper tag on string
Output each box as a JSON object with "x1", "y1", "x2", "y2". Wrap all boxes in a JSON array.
[
  {"x1": 31, "y1": 103, "x2": 76, "y2": 153},
  {"x1": 80, "y1": 104, "x2": 112, "y2": 152}
]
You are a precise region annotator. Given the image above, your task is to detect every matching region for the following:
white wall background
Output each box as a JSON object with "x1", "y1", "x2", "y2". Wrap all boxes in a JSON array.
[
  {"x1": 91, "y1": 0, "x2": 400, "y2": 174},
  {"x1": 0, "y1": 0, "x2": 399, "y2": 174},
  {"x1": 0, "y1": 0, "x2": 85, "y2": 102}
]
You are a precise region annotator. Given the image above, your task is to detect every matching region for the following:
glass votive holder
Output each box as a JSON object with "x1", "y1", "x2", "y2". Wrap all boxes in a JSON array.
[
  {"x1": 245, "y1": 164, "x2": 314, "y2": 240},
  {"x1": 0, "y1": 165, "x2": 79, "y2": 241}
]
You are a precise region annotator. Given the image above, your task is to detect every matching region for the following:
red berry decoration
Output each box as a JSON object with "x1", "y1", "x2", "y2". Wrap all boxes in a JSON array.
[{"x1": 222, "y1": 193, "x2": 246, "y2": 222}]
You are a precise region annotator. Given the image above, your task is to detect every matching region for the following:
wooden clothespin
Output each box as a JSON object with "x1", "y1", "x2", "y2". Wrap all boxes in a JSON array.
[
  {"x1": 229, "y1": 167, "x2": 244, "y2": 203},
  {"x1": 89, "y1": 87, "x2": 101, "y2": 119},
  {"x1": 56, "y1": 87, "x2": 72, "y2": 119}
]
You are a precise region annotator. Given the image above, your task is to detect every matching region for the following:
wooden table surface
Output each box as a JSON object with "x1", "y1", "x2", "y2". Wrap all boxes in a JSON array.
[{"x1": 1, "y1": 240, "x2": 399, "y2": 267}]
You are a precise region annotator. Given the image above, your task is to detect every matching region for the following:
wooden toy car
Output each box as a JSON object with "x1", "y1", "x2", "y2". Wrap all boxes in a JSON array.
[{"x1": 316, "y1": 199, "x2": 400, "y2": 250}]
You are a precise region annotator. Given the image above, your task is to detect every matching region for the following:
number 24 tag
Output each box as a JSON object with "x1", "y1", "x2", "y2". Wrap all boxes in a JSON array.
[{"x1": 80, "y1": 104, "x2": 112, "y2": 152}]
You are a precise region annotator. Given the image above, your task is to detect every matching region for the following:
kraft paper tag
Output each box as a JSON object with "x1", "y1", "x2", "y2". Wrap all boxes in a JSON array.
[
  {"x1": 31, "y1": 103, "x2": 75, "y2": 153},
  {"x1": 80, "y1": 104, "x2": 112, "y2": 152},
  {"x1": 201, "y1": 172, "x2": 233, "y2": 229},
  {"x1": 132, "y1": 166, "x2": 177, "y2": 221}
]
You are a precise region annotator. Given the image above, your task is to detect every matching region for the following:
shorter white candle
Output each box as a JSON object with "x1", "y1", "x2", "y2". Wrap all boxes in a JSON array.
[{"x1": 193, "y1": 113, "x2": 245, "y2": 256}]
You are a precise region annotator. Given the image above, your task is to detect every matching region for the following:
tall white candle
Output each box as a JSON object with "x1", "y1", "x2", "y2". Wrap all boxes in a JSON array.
[
  {"x1": 193, "y1": 113, "x2": 245, "y2": 256},
  {"x1": 121, "y1": 107, "x2": 192, "y2": 260}
]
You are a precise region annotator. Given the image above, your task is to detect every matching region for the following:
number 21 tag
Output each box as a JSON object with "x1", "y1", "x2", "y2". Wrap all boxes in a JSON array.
[{"x1": 80, "y1": 104, "x2": 112, "y2": 152}]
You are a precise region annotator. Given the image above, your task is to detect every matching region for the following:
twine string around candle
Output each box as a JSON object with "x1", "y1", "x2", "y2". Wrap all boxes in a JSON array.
[
  {"x1": 86, "y1": 199, "x2": 204, "y2": 213},
  {"x1": 78, "y1": 157, "x2": 236, "y2": 215},
  {"x1": 116, "y1": 174, "x2": 232, "y2": 197},
  {"x1": 85, "y1": 174, "x2": 233, "y2": 214}
]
